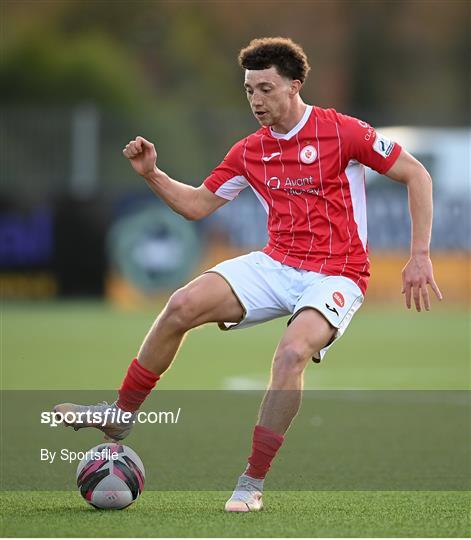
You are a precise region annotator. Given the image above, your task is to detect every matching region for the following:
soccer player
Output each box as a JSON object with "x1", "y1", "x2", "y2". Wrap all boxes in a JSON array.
[{"x1": 55, "y1": 37, "x2": 442, "y2": 512}]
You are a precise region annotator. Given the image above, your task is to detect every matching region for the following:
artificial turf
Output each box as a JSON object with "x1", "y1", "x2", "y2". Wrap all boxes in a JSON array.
[
  {"x1": 1, "y1": 490, "x2": 470, "y2": 537},
  {"x1": 1, "y1": 301, "x2": 469, "y2": 537}
]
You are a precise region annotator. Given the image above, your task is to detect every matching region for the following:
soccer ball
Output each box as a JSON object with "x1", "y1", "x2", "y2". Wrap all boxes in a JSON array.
[{"x1": 76, "y1": 443, "x2": 145, "y2": 509}]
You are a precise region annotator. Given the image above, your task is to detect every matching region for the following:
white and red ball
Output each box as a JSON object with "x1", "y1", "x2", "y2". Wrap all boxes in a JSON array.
[{"x1": 76, "y1": 443, "x2": 145, "y2": 509}]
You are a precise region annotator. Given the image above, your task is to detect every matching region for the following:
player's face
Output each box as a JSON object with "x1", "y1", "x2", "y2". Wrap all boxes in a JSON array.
[{"x1": 244, "y1": 67, "x2": 297, "y2": 128}]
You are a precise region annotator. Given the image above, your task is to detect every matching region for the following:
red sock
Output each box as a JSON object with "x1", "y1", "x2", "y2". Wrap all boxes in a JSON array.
[
  {"x1": 117, "y1": 358, "x2": 160, "y2": 412},
  {"x1": 245, "y1": 425, "x2": 285, "y2": 479}
]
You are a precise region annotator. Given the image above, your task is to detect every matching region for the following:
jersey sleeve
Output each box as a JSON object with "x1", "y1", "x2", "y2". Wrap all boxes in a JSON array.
[
  {"x1": 203, "y1": 139, "x2": 249, "y2": 200},
  {"x1": 338, "y1": 114, "x2": 402, "y2": 174}
]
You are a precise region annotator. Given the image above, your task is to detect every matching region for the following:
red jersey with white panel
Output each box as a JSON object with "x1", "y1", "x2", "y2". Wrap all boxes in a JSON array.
[{"x1": 203, "y1": 105, "x2": 401, "y2": 293}]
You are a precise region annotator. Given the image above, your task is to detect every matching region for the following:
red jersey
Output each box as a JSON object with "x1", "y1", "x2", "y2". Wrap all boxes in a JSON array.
[{"x1": 203, "y1": 106, "x2": 401, "y2": 293}]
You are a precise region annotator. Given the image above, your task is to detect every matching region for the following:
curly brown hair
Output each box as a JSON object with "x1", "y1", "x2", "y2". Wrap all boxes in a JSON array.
[{"x1": 238, "y1": 37, "x2": 310, "y2": 83}]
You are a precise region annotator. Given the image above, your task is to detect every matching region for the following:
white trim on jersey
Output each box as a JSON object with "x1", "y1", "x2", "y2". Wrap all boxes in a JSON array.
[
  {"x1": 275, "y1": 138, "x2": 285, "y2": 173},
  {"x1": 295, "y1": 132, "x2": 303, "y2": 172},
  {"x1": 270, "y1": 138, "x2": 284, "y2": 250},
  {"x1": 281, "y1": 198, "x2": 295, "y2": 264},
  {"x1": 295, "y1": 132, "x2": 305, "y2": 268},
  {"x1": 345, "y1": 160, "x2": 368, "y2": 251},
  {"x1": 269, "y1": 105, "x2": 313, "y2": 141},
  {"x1": 315, "y1": 117, "x2": 332, "y2": 273},
  {"x1": 303, "y1": 196, "x2": 315, "y2": 269},
  {"x1": 282, "y1": 133, "x2": 303, "y2": 264},
  {"x1": 260, "y1": 134, "x2": 277, "y2": 256},
  {"x1": 241, "y1": 138, "x2": 269, "y2": 215},
  {"x1": 335, "y1": 123, "x2": 352, "y2": 275},
  {"x1": 214, "y1": 175, "x2": 249, "y2": 200}
]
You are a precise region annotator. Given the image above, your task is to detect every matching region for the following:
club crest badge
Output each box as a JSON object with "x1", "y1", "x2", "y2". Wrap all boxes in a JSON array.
[{"x1": 300, "y1": 145, "x2": 317, "y2": 164}]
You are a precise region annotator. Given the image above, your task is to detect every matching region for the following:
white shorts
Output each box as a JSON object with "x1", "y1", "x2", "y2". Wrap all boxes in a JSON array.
[{"x1": 206, "y1": 251, "x2": 364, "y2": 360}]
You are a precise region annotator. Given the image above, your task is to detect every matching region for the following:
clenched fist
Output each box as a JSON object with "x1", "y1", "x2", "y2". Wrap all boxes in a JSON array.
[{"x1": 123, "y1": 136, "x2": 157, "y2": 177}]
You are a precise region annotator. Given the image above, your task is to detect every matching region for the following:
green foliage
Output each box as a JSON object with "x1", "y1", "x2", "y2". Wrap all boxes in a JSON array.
[
  {"x1": 0, "y1": 28, "x2": 152, "y2": 110},
  {"x1": 2, "y1": 0, "x2": 470, "y2": 124}
]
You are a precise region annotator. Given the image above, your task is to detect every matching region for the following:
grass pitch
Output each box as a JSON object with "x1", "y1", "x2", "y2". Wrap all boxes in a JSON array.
[
  {"x1": 3, "y1": 300, "x2": 469, "y2": 390},
  {"x1": 2, "y1": 491, "x2": 470, "y2": 537},
  {"x1": 1, "y1": 301, "x2": 470, "y2": 537}
]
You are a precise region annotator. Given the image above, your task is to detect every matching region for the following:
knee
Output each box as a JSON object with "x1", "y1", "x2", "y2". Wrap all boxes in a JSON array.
[
  {"x1": 161, "y1": 287, "x2": 201, "y2": 331},
  {"x1": 272, "y1": 343, "x2": 310, "y2": 378}
]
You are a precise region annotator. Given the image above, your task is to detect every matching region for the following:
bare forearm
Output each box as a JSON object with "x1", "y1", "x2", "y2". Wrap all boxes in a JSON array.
[
  {"x1": 143, "y1": 168, "x2": 199, "y2": 220},
  {"x1": 123, "y1": 136, "x2": 225, "y2": 220},
  {"x1": 407, "y1": 170, "x2": 433, "y2": 255},
  {"x1": 386, "y1": 149, "x2": 442, "y2": 309}
]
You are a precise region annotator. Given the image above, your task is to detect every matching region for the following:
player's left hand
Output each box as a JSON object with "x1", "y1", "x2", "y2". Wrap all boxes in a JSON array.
[{"x1": 401, "y1": 254, "x2": 443, "y2": 311}]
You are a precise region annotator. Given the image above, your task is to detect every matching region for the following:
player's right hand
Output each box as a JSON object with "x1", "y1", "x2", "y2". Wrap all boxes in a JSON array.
[{"x1": 122, "y1": 136, "x2": 157, "y2": 177}]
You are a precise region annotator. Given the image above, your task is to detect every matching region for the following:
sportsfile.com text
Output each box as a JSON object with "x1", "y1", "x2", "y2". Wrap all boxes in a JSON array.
[{"x1": 41, "y1": 408, "x2": 182, "y2": 427}]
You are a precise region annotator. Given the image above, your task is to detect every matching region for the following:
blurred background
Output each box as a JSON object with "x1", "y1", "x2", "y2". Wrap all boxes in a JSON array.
[{"x1": 1, "y1": 1, "x2": 470, "y2": 391}]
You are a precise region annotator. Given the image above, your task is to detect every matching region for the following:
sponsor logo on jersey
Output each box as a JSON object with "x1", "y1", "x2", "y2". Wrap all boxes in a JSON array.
[
  {"x1": 300, "y1": 145, "x2": 317, "y2": 164},
  {"x1": 266, "y1": 175, "x2": 320, "y2": 196},
  {"x1": 267, "y1": 176, "x2": 281, "y2": 190},
  {"x1": 333, "y1": 291, "x2": 345, "y2": 307},
  {"x1": 373, "y1": 133, "x2": 394, "y2": 158}
]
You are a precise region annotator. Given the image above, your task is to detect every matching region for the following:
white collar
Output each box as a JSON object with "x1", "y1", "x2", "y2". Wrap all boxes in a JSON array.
[{"x1": 269, "y1": 105, "x2": 313, "y2": 141}]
